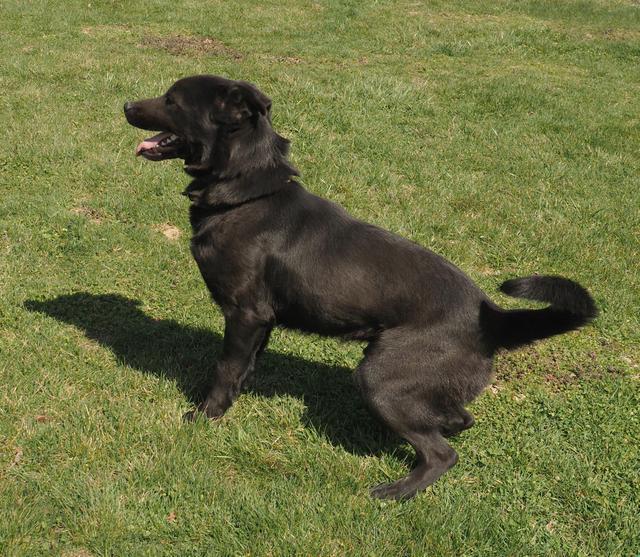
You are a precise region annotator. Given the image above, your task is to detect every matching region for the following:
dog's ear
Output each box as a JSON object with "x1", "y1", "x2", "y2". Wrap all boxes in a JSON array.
[{"x1": 214, "y1": 82, "x2": 271, "y2": 123}]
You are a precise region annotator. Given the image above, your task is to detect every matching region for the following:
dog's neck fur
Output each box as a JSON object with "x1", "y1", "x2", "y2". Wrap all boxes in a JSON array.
[{"x1": 183, "y1": 116, "x2": 299, "y2": 209}]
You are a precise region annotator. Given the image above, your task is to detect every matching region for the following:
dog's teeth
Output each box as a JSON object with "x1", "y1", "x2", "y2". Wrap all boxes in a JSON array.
[{"x1": 158, "y1": 135, "x2": 177, "y2": 147}]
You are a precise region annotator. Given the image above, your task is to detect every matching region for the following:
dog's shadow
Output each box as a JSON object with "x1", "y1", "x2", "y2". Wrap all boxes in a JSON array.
[{"x1": 25, "y1": 293, "x2": 400, "y2": 457}]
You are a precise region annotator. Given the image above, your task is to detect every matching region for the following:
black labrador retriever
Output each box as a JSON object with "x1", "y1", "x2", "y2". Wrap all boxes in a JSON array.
[{"x1": 124, "y1": 75, "x2": 597, "y2": 500}]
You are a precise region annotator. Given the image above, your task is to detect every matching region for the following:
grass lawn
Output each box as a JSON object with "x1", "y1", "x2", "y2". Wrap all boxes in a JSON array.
[{"x1": 1, "y1": 0, "x2": 639, "y2": 555}]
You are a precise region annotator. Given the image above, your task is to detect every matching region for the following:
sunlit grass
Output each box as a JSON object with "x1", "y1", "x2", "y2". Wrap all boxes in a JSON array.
[{"x1": 1, "y1": 1, "x2": 638, "y2": 555}]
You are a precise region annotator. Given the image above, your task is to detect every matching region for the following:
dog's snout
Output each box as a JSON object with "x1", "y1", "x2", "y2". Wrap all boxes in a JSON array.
[{"x1": 123, "y1": 101, "x2": 134, "y2": 114}]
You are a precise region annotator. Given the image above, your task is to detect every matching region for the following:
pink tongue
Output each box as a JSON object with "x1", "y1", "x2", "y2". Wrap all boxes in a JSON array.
[{"x1": 135, "y1": 131, "x2": 173, "y2": 156}]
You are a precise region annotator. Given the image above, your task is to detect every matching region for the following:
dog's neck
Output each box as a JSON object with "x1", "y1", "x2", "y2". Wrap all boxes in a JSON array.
[
  {"x1": 183, "y1": 166, "x2": 297, "y2": 209},
  {"x1": 182, "y1": 120, "x2": 299, "y2": 209}
]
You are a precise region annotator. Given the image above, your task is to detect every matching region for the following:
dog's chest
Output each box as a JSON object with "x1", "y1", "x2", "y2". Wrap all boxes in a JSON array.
[
  {"x1": 188, "y1": 205, "x2": 269, "y2": 303},
  {"x1": 189, "y1": 209, "x2": 243, "y2": 265}
]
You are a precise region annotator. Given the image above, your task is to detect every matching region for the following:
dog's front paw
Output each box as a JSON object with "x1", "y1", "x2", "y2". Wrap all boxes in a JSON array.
[
  {"x1": 182, "y1": 409, "x2": 200, "y2": 422},
  {"x1": 182, "y1": 405, "x2": 226, "y2": 423}
]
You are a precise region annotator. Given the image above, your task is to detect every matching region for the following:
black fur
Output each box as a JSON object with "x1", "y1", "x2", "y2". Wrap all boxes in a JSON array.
[
  {"x1": 124, "y1": 75, "x2": 597, "y2": 500},
  {"x1": 481, "y1": 276, "x2": 598, "y2": 351}
]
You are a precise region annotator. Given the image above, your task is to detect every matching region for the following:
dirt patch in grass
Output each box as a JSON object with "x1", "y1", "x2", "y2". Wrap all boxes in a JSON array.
[
  {"x1": 71, "y1": 205, "x2": 102, "y2": 224},
  {"x1": 154, "y1": 224, "x2": 181, "y2": 241},
  {"x1": 140, "y1": 35, "x2": 244, "y2": 59},
  {"x1": 494, "y1": 344, "x2": 627, "y2": 392},
  {"x1": 583, "y1": 27, "x2": 640, "y2": 42},
  {"x1": 9, "y1": 447, "x2": 23, "y2": 468},
  {"x1": 268, "y1": 55, "x2": 303, "y2": 64},
  {"x1": 61, "y1": 550, "x2": 95, "y2": 557}
]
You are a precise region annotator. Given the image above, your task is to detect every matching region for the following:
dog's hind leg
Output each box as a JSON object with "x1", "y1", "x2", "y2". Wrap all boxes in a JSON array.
[
  {"x1": 186, "y1": 309, "x2": 272, "y2": 420},
  {"x1": 371, "y1": 427, "x2": 458, "y2": 500},
  {"x1": 355, "y1": 332, "x2": 486, "y2": 500}
]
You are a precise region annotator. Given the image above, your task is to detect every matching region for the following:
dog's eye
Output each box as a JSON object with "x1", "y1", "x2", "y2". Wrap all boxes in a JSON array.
[{"x1": 165, "y1": 95, "x2": 175, "y2": 106}]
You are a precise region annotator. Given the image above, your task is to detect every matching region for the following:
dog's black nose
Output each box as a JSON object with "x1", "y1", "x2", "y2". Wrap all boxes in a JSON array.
[{"x1": 123, "y1": 101, "x2": 134, "y2": 113}]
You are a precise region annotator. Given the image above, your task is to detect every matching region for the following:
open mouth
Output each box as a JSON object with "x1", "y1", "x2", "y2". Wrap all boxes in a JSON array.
[{"x1": 135, "y1": 131, "x2": 184, "y2": 161}]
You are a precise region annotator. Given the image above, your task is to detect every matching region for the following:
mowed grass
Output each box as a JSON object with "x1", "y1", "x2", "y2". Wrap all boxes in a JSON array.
[{"x1": 1, "y1": 0, "x2": 639, "y2": 555}]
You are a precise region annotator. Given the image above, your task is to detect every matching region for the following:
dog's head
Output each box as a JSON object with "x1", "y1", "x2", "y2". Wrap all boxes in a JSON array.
[{"x1": 124, "y1": 75, "x2": 272, "y2": 174}]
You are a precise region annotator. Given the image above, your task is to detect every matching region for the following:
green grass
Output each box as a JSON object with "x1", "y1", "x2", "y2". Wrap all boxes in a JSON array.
[{"x1": 1, "y1": 0, "x2": 639, "y2": 555}]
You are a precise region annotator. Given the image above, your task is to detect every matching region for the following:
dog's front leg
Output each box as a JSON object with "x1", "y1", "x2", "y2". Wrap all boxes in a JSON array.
[{"x1": 187, "y1": 310, "x2": 272, "y2": 420}]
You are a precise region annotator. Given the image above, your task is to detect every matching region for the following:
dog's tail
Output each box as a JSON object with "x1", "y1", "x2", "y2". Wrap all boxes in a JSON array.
[{"x1": 480, "y1": 275, "x2": 597, "y2": 351}]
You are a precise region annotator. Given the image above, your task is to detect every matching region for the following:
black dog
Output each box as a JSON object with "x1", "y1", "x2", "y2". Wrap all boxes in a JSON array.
[{"x1": 124, "y1": 75, "x2": 597, "y2": 500}]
